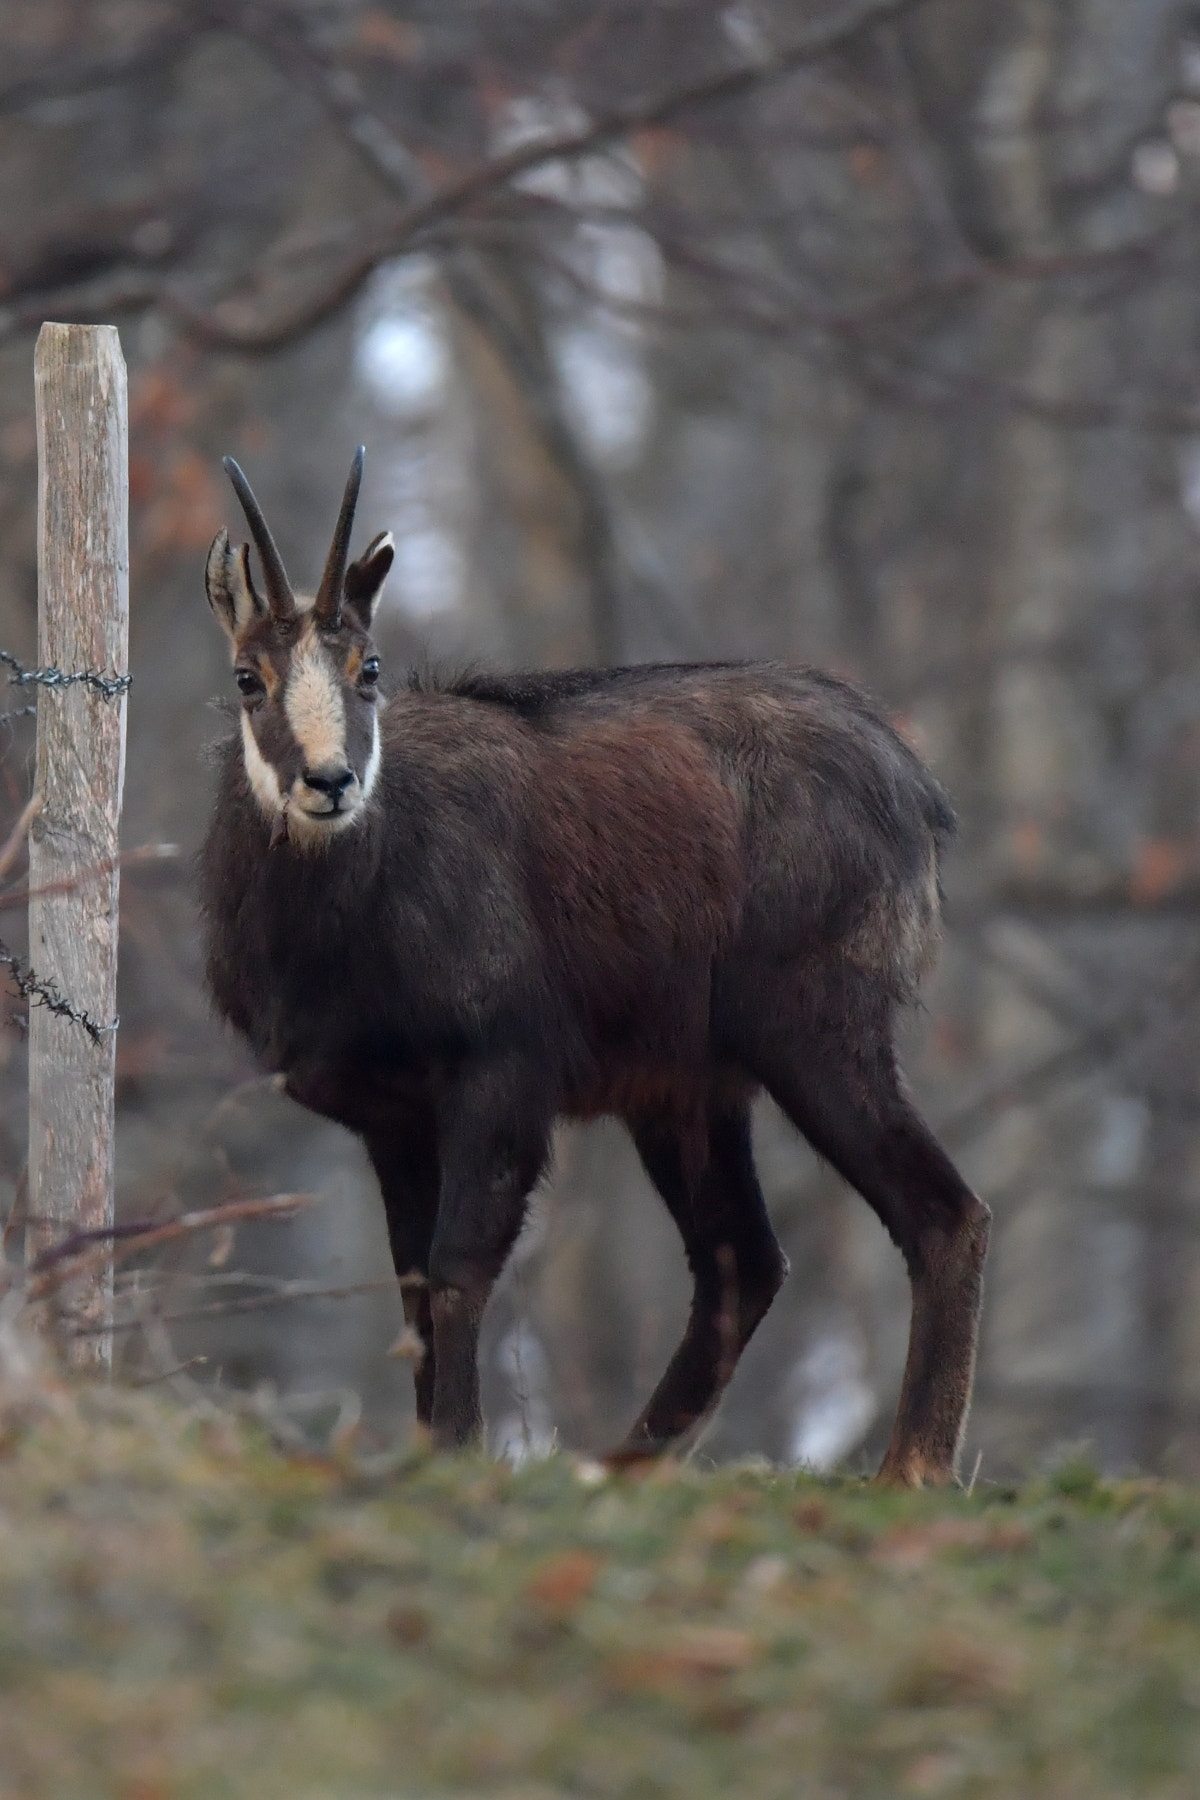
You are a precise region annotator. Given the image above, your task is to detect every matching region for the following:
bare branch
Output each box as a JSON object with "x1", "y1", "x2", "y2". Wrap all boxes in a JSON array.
[
  {"x1": 171, "y1": 0, "x2": 937, "y2": 353},
  {"x1": 77, "y1": 1275, "x2": 397, "y2": 1335},
  {"x1": 0, "y1": 842, "x2": 181, "y2": 913},
  {"x1": 219, "y1": 0, "x2": 627, "y2": 657},
  {"x1": 0, "y1": 274, "x2": 166, "y2": 348},
  {"x1": 0, "y1": 27, "x2": 192, "y2": 116},
  {"x1": 23, "y1": 1191, "x2": 316, "y2": 1300},
  {"x1": 215, "y1": 0, "x2": 428, "y2": 197}
]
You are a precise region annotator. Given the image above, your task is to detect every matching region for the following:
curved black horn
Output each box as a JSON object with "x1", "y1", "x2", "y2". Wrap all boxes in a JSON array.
[
  {"x1": 222, "y1": 457, "x2": 295, "y2": 620},
  {"x1": 314, "y1": 446, "x2": 365, "y2": 627}
]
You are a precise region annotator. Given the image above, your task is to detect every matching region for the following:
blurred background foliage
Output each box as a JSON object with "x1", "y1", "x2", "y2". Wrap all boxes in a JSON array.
[{"x1": 1, "y1": 0, "x2": 1200, "y2": 1477}]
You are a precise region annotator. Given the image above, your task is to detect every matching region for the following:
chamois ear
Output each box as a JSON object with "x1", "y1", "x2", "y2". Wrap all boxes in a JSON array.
[
  {"x1": 206, "y1": 529, "x2": 266, "y2": 641},
  {"x1": 342, "y1": 530, "x2": 394, "y2": 629}
]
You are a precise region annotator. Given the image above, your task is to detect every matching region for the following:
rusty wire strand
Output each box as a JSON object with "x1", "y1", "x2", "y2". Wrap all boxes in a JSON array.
[
  {"x1": 0, "y1": 937, "x2": 117, "y2": 1043},
  {"x1": 0, "y1": 650, "x2": 131, "y2": 1040},
  {"x1": 0, "y1": 647, "x2": 131, "y2": 701}
]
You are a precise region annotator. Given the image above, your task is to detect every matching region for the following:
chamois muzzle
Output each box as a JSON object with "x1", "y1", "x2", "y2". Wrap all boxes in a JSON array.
[{"x1": 302, "y1": 763, "x2": 356, "y2": 809}]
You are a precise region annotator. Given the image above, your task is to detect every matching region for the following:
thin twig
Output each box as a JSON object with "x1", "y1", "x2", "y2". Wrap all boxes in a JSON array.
[
  {"x1": 23, "y1": 1192, "x2": 316, "y2": 1299},
  {"x1": 0, "y1": 840, "x2": 180, "y2": 912},
  {"x1": 130, "y1": 1355, "x2": 209, "y2": 1387},
  {"x1": 79, "y1": 1277, "x2": 397, "y2": 1335},
  {"x1": 0, "y1": 791, "x2": 41, "y2": 885}
]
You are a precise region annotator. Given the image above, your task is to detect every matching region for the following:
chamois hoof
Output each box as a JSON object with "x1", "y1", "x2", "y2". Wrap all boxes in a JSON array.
[
  {"x1": 873, "y1": 1453, "x2": 957, "y2": 1490},
  {"x1": 600, "y1": 1439, "x2": 677, "y2": 1473}
]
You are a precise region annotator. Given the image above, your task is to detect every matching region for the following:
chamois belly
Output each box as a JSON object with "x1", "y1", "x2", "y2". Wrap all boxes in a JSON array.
[
  {"x1": 279, "y1": 1045, "x2": 437, "y2": 1135},
  {"x1": 563, "y1": 1061, "x2": 757, "y2": 1126}
]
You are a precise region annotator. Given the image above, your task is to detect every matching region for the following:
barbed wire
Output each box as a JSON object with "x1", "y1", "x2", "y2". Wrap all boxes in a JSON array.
[
  {"x1": 0, "y1": 648, "x2": 130, "y2": 1035},
  {"x1": 0, "y1": 936, "x2": 117, "y2": 1044},
  {"x1": 0, "y1": 647, "x2": 131, "y2": 703},
  {"x1": 0, "y1": 647, "x2": 132, "y2": 700}
]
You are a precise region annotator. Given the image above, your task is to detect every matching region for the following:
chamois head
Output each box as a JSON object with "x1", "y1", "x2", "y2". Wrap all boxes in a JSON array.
[{"x1": 206, "y1": 448, "x2": 394, "y2": 847}]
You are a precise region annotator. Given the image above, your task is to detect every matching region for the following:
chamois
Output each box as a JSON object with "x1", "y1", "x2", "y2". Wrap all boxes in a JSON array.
[{"x1": 200, "y1": 448, "x2": 989, "y2": 1485}]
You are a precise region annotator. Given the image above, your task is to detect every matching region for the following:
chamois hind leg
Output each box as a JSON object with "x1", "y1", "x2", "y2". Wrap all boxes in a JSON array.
[
  {"x1": 752, "y1": 1007, "x2": 989, "y2": 1488},
  {"x1": 427, "y1": 1057, "x2": 552, "y2": 1452},
  {"x1": 365, "y1": 1113, "x2": 440, "y2": 1429},
  {"x1": 609, "y1": 1101, "x2": 788, "y2": 1460}
]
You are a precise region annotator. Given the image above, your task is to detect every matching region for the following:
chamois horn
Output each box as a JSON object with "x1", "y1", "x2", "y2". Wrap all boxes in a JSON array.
[
  {"x1": 313, "y1": 446, "x2": 365, "y2": 628},
  {"x1": 222, "y1": 457, "x2": 295, "y2": 621}
]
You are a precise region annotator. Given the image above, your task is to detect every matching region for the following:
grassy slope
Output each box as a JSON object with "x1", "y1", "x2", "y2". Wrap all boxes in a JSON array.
[{"x1": 2, "y1": 1380, "x2": 1200, "y2": 1800}]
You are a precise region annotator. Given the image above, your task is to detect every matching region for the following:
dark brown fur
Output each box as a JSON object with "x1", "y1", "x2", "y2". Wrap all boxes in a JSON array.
[{"x1": 202, "y1": 467, "x2": 989, "y2": 1484}]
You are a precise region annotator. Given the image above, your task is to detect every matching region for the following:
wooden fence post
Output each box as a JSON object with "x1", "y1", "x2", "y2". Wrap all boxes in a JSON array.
[{"x1": 26, "y1": 323, "x2": 129, "y2": 1371}]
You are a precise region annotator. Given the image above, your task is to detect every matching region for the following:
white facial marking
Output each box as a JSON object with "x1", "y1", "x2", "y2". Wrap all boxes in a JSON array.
[
  {"x1": 285, "y1": 632, "x2": 347, "y2": 771},
  {"x1": 240, "y1": 712, "x2": 284, "y2": 816},
  {"x1": 285, "y1": 721, "x2": 374, "y2": 841},
  {"x1": 360, "y1": 712, "x2": 382, "y2": 803},
  {"x1": 236, "y1": 613, "x2": 376, "y2": 850}
]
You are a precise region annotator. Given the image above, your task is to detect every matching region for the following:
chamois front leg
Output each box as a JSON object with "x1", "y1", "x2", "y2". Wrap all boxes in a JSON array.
[
  {"x1": 613, "y1": 1102, "x2": 787, "y2": 1459},
  {"x1": 364, "y1": 1114, "x2": 440, "y2": 1429},
  {"x1": 427, "y1": 1059, "x2": 551, "y2": 1451}
]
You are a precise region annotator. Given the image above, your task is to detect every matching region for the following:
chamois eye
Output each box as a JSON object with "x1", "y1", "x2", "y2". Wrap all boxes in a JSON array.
[
  {"x1": 235, "y1": 668, "x2": 264, "y2": 698},
  {"x1": 361, "y1": 657, "x2": 380, "y2": 685}
]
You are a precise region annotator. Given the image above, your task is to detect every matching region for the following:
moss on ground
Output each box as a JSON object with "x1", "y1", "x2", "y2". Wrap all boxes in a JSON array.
[{"x1": 1, "y1": 1373, "x2": 1199, "y2": 1799}]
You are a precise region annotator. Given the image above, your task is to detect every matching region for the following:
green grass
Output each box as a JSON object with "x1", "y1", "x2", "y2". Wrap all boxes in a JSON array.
[{"x1": 2, "y1": 1371, "x2": 1200, "y2": 1799}]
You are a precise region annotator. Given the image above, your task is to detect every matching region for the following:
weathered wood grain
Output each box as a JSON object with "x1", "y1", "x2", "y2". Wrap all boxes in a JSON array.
[{"x1": 27, "y1": 322, "x2": 129, "y2": 1370}]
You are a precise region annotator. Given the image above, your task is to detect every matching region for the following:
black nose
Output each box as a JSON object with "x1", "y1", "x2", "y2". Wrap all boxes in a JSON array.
[{"x1": 302, "y1": 764, "x2": 354, "y2": 798}]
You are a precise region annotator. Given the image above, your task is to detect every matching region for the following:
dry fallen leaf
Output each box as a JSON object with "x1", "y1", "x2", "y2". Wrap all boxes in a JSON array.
[
  {"x1": 524, "y1": 1550, "x2": 603, "y2": 1616},
  {"x1": 607, "y1": 1625, "x2": 757, "y2": 1694}
]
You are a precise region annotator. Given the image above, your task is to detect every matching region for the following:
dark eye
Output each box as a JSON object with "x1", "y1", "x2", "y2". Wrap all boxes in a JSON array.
[
  {"x1": 235, "y1": 668, "x2": 264, "y2": 698},
  {"x1": 361, "y1": 657, "x2": 380, "y2": 686}
]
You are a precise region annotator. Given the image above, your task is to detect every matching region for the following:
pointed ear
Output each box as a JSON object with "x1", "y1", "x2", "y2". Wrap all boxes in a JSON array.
[
  {"x1": 343, "y1": 531, "x2": 394, "y2": 629},
  {"x1": 206, "y1": 530, "x2": 266, "y2": 642}
]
